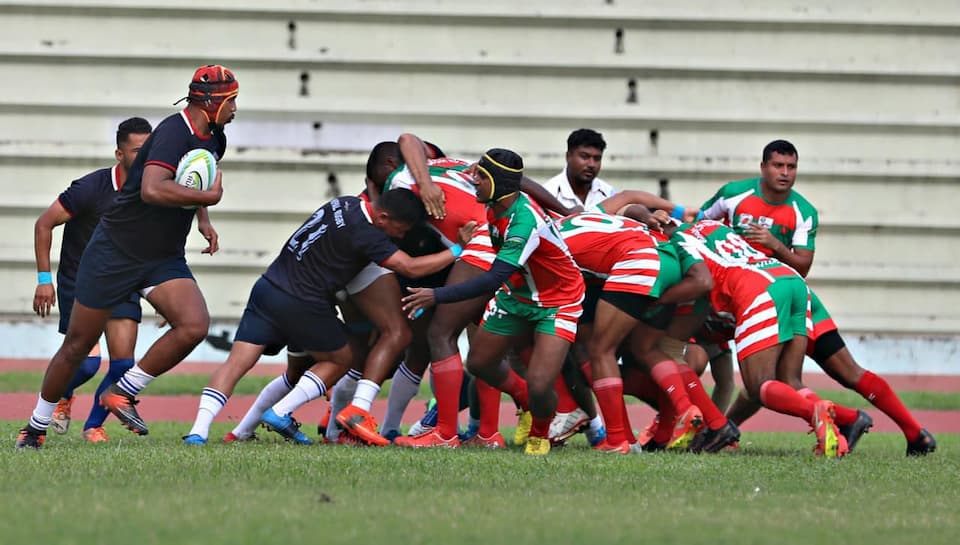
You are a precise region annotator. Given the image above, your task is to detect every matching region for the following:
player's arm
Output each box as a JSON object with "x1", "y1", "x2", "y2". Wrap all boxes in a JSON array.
[
  {"x1": 401, "y1": 259, "x2": 519, "y2": 318},
  {"x1": 195, "y1": 206, "x2": 219, "y2": 255},
  {"x1": 140, "y1": 164, "x2": 223, "y2": 207},
  {"x1": 32, "y1": 199, "x2": 72, "y2": 317},
  {"x1": 520, "y1": 176, "x2": 582, "y2": 216},
  {"x1": 380, "y1": 248, "x2": 457, "y2": 279},
  {"x1": 398, "y1": 132, "x2": 445, "y2": 219},
  {"x1": 655, "y1": 262, "x2": 713, "y2": 304},
  {"x1": 697, "y1": 184, "x2": 735, "y2": 222},
  {"x1": 380, "y1": 221, "x2": 476, "y2": 278},
  {"x1": 599, "y1": 190, "x2": 700, "y2": 223},
  {"x1": 772, "y1": 245, "x2": 814, "y2": 277}
]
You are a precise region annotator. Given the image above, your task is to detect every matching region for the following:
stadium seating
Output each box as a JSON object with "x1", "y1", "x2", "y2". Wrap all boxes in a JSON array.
[{"x1": 0, "y1": 0, "x2": 957, "y2": 333}]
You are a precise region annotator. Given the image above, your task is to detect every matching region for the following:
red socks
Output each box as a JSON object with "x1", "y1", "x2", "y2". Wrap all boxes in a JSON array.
[
  {"x1": 649, "y1": 360, "x2": 693, "y2": 414},
  {"x1": 594, "y1": 377, "x2": 630, "y2": 444},
  {"x1": 500, "y1": 368, "x2": 529, "y2": 411},
  {"x1": 530, "y1": 416, "x2": 551, "y2": 439},
  {"x1": 431, "y1": 354, "x2": 464, "y2": 439},
  {"x1": 759, "y1": 380, "x2": 814, "y2": 421},
  {"x1": 580, "y1": 361, "x2": 593, "y2": 385},
  {"x1": 621, "y1": 366, "x2": 660, "y2": 405},
  {"x1": 554, "y1": 373, "x2": 579, "y2": 413},
  {"x1": 679, "y1": 366, "x2": 727, "y2": 430},
  {"x1": 797, "y1": 387, "x2": 858, "y2": 427},
  {"x1": 652, "y1": 388, "x2": 676, "y2": 444},
  {"x1": 855, "y1": 371, "x2": 923, "y2": 441},
  {"x1": 476, "y1": 379, "x2": 502, "y2": 437}
]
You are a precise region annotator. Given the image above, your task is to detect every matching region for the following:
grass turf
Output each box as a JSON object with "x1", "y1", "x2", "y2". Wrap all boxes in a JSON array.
[
  {"x1": 2, "y1": 371, "x2": 959, "y2": 409},
  {"x1": 1, "y1": 421, "x2": 956, "y2": 545}
]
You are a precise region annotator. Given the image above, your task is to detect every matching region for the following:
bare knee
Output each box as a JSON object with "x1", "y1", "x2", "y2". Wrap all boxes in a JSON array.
[
  {"x1": 379, "y1": 323, "x2": 413, "y2": 353},
  {"x1": 175, "y1": 312, "x2": 210, "y2": 346},
  {"x1": 427, "y1": 319, "x2": 458, "y2": 354}
]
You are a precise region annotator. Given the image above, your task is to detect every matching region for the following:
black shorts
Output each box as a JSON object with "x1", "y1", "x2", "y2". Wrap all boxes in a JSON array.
[
  {"x1": 57, "y1": 272, "x2": 141, "y2": 334},
  {"x1": 598, "y1": 290, "x2": 675, "y2": 330},
  {"x1": 234, "y1": 276, "x2": 348, "y2": 355},
  {"x1": 75, "y1": 227, "x2": 194, "y2": 310}
]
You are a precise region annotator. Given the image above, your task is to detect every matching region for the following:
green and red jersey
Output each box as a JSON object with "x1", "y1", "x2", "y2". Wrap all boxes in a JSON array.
[
  {"x1": 488, "y1": 193, "x2": 584, "y2": 307},
  {"x1": 701, "y1": 177, "x2": 818, "y2": 256}
]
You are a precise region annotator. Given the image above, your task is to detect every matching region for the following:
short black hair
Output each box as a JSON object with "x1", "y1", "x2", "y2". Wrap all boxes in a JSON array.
[
  {"x1": 762, "y1": 139, "x2": 798, "y2": 162},
  {"x1": 567, "y1": 128, "x2": 606, "y2": 152},
  {"x1": 378, "y1": 188, "x2": 426, "y2": 225},
  {"x1": 366, "y1": 141, "x2": 402, "y2": 183},
  {"x1": 116, "y1": 117, "x2": 153, "y2": 147}
]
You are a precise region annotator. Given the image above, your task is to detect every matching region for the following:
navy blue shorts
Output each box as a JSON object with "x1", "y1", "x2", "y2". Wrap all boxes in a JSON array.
[
  {"x1": 75, "y1": 227, "x2": 194, "y2": 310},
  {"x1": 234, "y1": 276, "x2": 348, "y2": 356},
  {"x1": 57, "y1": 272, "x2": 142, "y2": 334}
]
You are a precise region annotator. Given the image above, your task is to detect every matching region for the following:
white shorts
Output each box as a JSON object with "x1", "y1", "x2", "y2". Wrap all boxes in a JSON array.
[{"x1": 344, "y1": 262, "x2": 393, "y2": 296}]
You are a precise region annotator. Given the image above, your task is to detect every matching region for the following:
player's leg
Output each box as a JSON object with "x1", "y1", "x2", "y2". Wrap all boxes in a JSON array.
[
  {"x1": 813, "y1": 331, "x2": 933, "y2": 454},
  {"x1": 380, "y1": 315, "x2": 431, "y2": 441},
  {"x1": 426, "y1": 261, "x2": 490, "y2": 440},
  {"x1": 587, "y1": 296, "x2": 642, "y2": 449},
  {"x1": 227, "y1": 351, "x2": 313, "y2": 443},
  {"x1": 335, "y1": 272, "x2": 413, "y2": 445},
  {"x1": 265, "y1": 349, "x2": 353, "y2": 445},
  {"x1": 630, "y1": 318, "x2": 705, "y2": 449},
  {"x1": 49, "y1": 275, "x2": 103, "y2": 435},
  {"x1": 80, "y1": 314, "x2": 138, "y2": 442},
  {"x1": 16, "y1": 301, "x2": 112, "y2": 448},
  {"x1": 52, "y1": 345, "x2": 101, "y2": 436}
]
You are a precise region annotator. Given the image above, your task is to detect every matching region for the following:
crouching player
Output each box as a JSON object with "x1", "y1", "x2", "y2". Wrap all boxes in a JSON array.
[{"x1": 182, "y1": 189, "x2": 474, "y2": 444}]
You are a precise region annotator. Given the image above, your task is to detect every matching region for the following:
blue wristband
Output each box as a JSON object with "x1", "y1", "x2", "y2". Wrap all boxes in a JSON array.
[
  {"x1": 449, "y1": 243, "x2": 463, "y2": 258},
  {"x1": 670, "y1": 205, "x2": 686, "y2": 220},
  {"x1": 695, "y1": 210, "x2": 704, "y2": 222},
  {"x1": 37, "y1": 271, "x2": 53, "y2": 285}
]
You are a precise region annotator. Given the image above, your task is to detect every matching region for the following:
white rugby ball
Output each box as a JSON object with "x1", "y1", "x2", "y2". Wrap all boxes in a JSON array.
[{"x1": 175, "y1": 149, "x2": 217, "y2": 209}]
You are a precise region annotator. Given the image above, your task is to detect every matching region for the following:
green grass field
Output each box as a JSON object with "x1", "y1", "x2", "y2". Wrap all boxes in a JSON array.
[
  {"x1": 1, "y1": 421, "x2": 956, "y2": 545},
  {"x1": 3, "y1": 370, "x2": 959, "y2": 409}
]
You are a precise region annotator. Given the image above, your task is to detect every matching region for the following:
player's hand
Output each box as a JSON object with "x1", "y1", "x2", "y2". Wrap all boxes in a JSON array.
[
  {"x1": 402, "y1": 287, "x2": 437, "y2": 319},
  {"x1": 420, "y1": 181, "x2": 446, "y2": 219},
  {"x1": 681, "y1": 206, "x2": 701, "y2": 224},
  {"x1": 456, "y1": 221, "x2": 478, "y2": 247},
  {"x1": 198, "y1": 218, "x2": 220, "y2": 255},
  {"x1": 206, "y1": 169, "x2": 224, "y2": 206},
  {"x1": 743, "y1": 223, "x2": 778, "y2": 250},
  {"x1": 645, "y1": 209, "x2": 671, "y2": 232},
  {"x1": 33, "y1": 283, "x2": 56, "y2": 317},
  {"x1": 566, "y1": 205, "x2": 585, "y2": 216}
]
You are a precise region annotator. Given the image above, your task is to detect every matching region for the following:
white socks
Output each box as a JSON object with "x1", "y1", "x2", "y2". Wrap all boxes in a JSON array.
[
  {"x1": 117, "y1": 364, "x2": 155, "y2": 396},
  {"x1": 231, "y1": 374, "x2": 292, "y2": 439},
  {"x1": 187, "y1": 388, "x2": 228, "y2": 440},
  {"x1": 351, "y1": 379, "x2": 380, "y2": 412},
  {"x1": 271, "y1": 371, "x2": 327, "y2": 417},
  {"x1": 28, "y1": 395, "x2": 58, "y2": 430}
]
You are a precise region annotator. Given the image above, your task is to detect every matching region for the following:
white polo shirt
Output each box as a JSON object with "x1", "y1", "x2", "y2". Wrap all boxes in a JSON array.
[{"x1": 542, "y1": 168, "x2": 617, "y2": 212}]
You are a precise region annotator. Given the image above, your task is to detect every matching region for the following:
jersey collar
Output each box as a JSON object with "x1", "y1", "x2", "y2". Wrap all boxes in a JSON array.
[
  {"x1": 360, "y1": 200, "x2": 375, "y2": 224},
  {"x1": 179, "y1": 108, "x2": 211, "y2": 141},
  {"x1": 111, "y1": 164, "x2": 122, "y2": 191}
]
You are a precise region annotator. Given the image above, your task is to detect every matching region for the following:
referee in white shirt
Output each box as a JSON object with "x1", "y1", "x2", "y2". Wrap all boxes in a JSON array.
[{"x1": 542, "y1": 129, "x2": 617, "y2": 212}]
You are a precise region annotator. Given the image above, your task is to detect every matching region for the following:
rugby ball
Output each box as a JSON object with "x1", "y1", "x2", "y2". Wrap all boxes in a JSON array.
[{"x1": 175, "y1": 149, "x2": 217, "y2": 209}]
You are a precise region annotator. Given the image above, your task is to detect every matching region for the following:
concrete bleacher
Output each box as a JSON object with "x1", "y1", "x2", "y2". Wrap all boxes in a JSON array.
[{"x1": 0, "y1": 0, "x2": 958, "y2": 335}]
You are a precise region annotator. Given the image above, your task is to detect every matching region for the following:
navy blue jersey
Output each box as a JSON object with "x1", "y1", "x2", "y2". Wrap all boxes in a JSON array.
[
  {"x1": 56, "y1": 165, "x2": 123, "y2": 279},
  {"x1": 262, "y1": 196, "x2": 399, "y2": 302},
  {"x1": 100, "y1": 110, "x2": 226, "y2": 261}
]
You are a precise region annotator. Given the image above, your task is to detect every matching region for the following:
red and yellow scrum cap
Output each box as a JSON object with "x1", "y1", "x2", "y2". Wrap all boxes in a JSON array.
[{"x1": 186, "y1": 64, "x2": 239, "y2": 121}]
